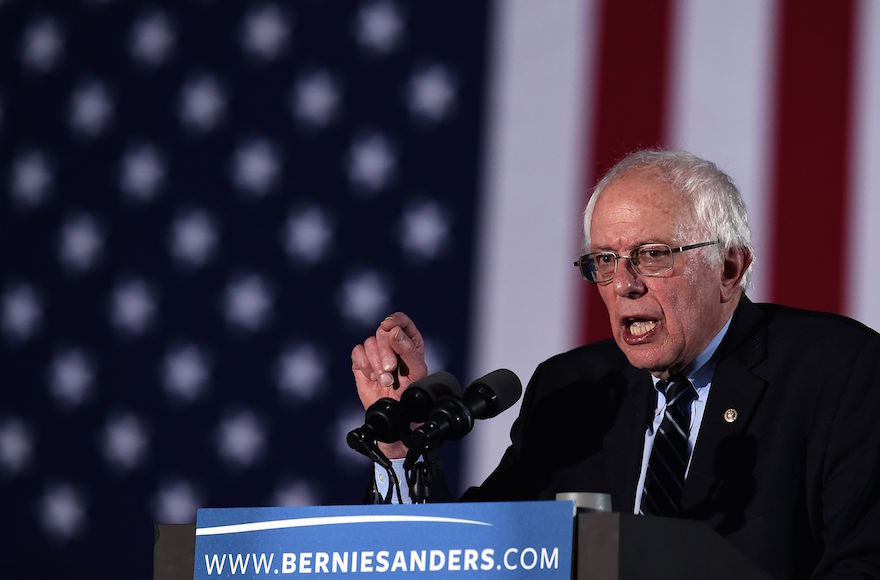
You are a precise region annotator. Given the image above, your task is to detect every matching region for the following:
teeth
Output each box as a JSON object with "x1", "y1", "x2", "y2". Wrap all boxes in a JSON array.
[{"x1": 629, "y1": 320, "x2": 657, "y2": 336}]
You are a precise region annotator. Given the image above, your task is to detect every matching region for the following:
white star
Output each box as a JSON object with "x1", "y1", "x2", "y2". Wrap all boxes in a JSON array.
[
  {"x1": 1, "y1": 283, "x2": 43, "y2": 343},
  {"x1": 408, "y1": 64, "x2": 456, "y2": 123},
  {"x1": 339, "y1": 271, "x2": 391, "y2": 327},
  {"x1": 162, "y1": 344, "x2": 210, "y2": 403},
  {"x1": 49, "y1": 349, "x2": 95, "y2": 409},
  {"x1": 102, "y1": 413, "x2": 149, "y2": 471},
  {"x1": 277, "y1": 343, "x2": 325, "y2": 400},
  {"x1": 120, "y1": 144, "x2": 165, "y2": 202},
  {"x1": 58, "y1": 214, "x2": 103, "y2": 273},
  {"x1": 179, "y1": 75, "x2": 226, "y2": 131},
  {"x1": 21, "y1": 17, "x2": 63, "y2": 72},
  {"x1": 40, "y1": 484, "x2": 86, "y2": 541},
  {"x1": 291, "y1": 71, "x2": 340, "y2": 129},
  {"x1": 282, "y1": 206, "x2": 333, "y2": 264},
  {"x1": 232, "y1": 139, "x2": 281, "y2": 197},
  {"x1": 273, "y1": 480, "x2": 319, "y2": 507},
  {"x1": 69, "y1": 80, "x2": 114, "y2": 137},
  {"x1": 110, "y1": 278, "x2": 157, "y2": 336},
  {"x1": 399, "y1": 199, "x2": 451, "y2": 260},
  {"x1": 169, "y1": 209, "x2": 218, "y2": 268},
  {"x1": 334, "y1": 408, "x2": 371, "y2": 468},
  {"x1": 130, "y1": 11, "x2": 175, "y2": 66},
  {"x1": 356, "y1": 1, "x2": 404, "y2": 55},
  {"x1": 0, "y1": 418, "x2": 34, "y2": 475},
  {"x1": 241, "y1": 4, "x2": 290, "y2": 60},
  {"x1": 154, "y1": 479, "x2": 201, "y2": 524},
  {"x1": 348, "y1": 133, "x2": 396, "y2": 194},
  {"x1": 10, "y1": 150, "x2": 53, "y2": 208},
  {"x1": 223, "y1": 274, "x2": 274, "y2": 332},
  {"x1": 216, "y1": 410, "x2": 265, "y2": 468}
]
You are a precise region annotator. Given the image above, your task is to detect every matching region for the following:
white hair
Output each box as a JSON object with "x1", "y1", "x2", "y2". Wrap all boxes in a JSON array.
[{"x1": 582, "y1": 149, "x2": 754, "y2": 288}]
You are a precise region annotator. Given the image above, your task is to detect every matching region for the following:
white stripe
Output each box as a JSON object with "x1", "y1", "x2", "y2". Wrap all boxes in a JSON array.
[
  {"x1": 667, "y1": 0, "x2": 778, "y2": 301},
  {"x1": 465, "y1": 0, "x2": 595, "y2": 489},
  {"x1": 663, "y1": 412, "x2": 688, "y2": 440},
  {"x1": 848, "y1": 0, "x2": 880, "y2": 333},
  {"x1": 196, "y1": 515, "x2": 491, "y2": 536}
]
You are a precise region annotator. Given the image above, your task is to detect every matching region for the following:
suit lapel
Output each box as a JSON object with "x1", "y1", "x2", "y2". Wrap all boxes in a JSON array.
[
  {"x1": 682, "y1": 296, "x2": 769, "y2": 510},
  {"x1": 605, "y1": 364, "x2": 655, "y2": 513}
]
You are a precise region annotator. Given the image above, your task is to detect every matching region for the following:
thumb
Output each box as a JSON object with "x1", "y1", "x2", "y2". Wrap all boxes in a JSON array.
[{"x1": 391, "y1": 326, "x2": 426, "y2": 377}]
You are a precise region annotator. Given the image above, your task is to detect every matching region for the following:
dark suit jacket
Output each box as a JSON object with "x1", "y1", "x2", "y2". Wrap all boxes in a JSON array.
[{"x1": 460, "y1": 297, "x2": 880, "y2": 579}]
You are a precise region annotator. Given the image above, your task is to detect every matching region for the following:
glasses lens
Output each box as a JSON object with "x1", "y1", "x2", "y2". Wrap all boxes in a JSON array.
[
  {"x1": 635, "y1": 245, "x2": 673, "y2": 275},
  {"x1": 583, "y1": 253, "x2": 617, "y2": 283},
  {"x1": 578, "y1": 257, "x2": 599, "y2": 282}
]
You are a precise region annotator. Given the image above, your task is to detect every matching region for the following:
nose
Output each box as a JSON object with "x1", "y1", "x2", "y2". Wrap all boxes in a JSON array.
[{"x1": 612, "y1": 256, "x2": 646, "y2": 298}]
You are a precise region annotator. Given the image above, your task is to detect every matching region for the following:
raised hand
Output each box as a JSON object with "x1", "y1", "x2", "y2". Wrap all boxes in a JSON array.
[{"x1": 351, "y1": 312, "x2": 428, "y2": 458}]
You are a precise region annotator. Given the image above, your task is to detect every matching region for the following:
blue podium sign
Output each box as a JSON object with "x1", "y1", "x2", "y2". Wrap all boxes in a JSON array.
[{"x1": 193, "y1": 501, "x2": 573, "y2": 579}]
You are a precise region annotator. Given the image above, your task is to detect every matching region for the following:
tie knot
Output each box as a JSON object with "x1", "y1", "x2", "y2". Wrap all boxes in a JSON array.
[{"x1": 661, "y1": 376, "x2": 695, "y2": 407}]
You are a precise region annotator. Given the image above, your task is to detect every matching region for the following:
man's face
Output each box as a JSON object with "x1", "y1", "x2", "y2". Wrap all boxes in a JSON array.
[{"x1": 590, "y1": 169, "x2": 733, "y2": 378}]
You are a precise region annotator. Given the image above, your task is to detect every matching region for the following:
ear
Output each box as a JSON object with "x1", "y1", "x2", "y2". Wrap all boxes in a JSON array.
[{"x1": 720, "y1": 247, "x2": 751, "y2": 303}]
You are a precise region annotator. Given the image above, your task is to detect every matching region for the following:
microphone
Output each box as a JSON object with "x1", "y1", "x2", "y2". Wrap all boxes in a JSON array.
[
  {"x1": 408, "y1": 368, "x2": 522, "y2": 453},
  {"x1": 346, "y1": 371, "x2": 461, "y2": 455}
]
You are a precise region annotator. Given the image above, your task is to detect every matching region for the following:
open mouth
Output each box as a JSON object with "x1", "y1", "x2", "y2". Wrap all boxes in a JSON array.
[
  {"x1": 622, "y1": 318, "x2": 659, "y2": 343},
  {"x1": 629, "y1": 319, "x2": 657, "y2": 335}
]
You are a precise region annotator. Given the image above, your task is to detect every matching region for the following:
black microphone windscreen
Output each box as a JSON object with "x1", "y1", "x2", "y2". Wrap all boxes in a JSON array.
[
  {"x1": 468, "y1": 368, "x2": 522, "y2": 418},
  {"x1": 407, "y1": 371, "x2": 462, "y2": 399}
]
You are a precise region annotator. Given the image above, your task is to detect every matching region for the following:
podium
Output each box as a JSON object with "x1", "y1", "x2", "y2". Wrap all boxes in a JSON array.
[
  {"x1": 154, "y1": 505, "x2": 771, "y2": 580},
  {"x1": 154, "y1": 523, "x2": 195, "y2": 580},
  {"x1": 575, "y1": 513, "x2": 771, "y2": 580}
]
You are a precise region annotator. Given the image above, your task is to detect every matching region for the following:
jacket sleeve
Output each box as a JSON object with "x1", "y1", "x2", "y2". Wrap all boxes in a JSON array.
[{"x1": 815, "y1": 333, "x2": 880, "y2": 578}]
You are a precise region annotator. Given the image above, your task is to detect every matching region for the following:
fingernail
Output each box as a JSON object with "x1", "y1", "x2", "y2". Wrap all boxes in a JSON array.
[
  {"x1": 379, "y1": 373, "x2": 394, "y2": 387},
  {"x1": 369, "y1": 372, "x2": 376, "y2": 381},
  {"x1": 381, "y1": 356, "x2": 396, "y2": 371},
  {"x1": 395, "y1": 329, "x2": 406, "y2": 342}
]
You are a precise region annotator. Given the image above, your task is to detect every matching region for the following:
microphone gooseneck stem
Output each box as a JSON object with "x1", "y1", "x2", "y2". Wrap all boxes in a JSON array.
[{"x1": 346, "y1": 427, "x2": 391, "y2": 470}]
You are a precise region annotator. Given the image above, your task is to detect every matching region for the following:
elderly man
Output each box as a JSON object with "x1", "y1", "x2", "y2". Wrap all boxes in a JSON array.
[{"x1": 351, "y1": 150, "x2": 880, "y2": 579}]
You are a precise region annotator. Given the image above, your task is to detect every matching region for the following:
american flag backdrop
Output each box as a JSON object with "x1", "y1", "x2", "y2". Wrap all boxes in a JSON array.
[
  {"x1": 0, "y1": 1, "x2": 488, "y2": 577},
  {"x1": 2, "y1": 0, "x2": 880, "y2": 578}
]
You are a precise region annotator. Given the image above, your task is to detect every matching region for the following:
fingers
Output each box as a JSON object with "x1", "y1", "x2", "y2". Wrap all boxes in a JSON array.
[
  {"x1": 376, "y1": 312, "x2": 425, "y2": 374},
  {"x1": 373, "y1": 330, "x2": 400, "y2": 381},
  {"x1": 351, "y1": 343, "x2": 377, "y2": 410},
  {"x1": 351, "y1": 312, "x2": 429, "y2": 409},
  {"x1": 364, "y1": 336, "x2": 396, "y2": 388},
  {"x1": 385, "y1": 325, "x2": 426, "y2": 378},
  {"x1": 380, "y1": 312, "x2": 424, "y2": 347},
  {"x1": 352, "y1": 339, "x2": 385, "y2": 384},
  {"x1": 350, "y1": 343, "x2": 372, "y2": 381}
]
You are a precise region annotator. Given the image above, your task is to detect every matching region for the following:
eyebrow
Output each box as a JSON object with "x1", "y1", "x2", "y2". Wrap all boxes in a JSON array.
[{"x1": 591, "y1": 240, "x2": 670, "y2": 252}]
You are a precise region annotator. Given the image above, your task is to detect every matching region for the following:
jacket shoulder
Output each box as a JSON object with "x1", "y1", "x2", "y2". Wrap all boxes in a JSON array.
[
  {"x1": 753, "y1": 301, "x2": 879, "y2": 344},
  {"x1": 533, "y1": 338, "x2": 633, "y2": 382}
]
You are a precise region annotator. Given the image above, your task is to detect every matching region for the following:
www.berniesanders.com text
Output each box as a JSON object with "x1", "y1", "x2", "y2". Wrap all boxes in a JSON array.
[{"x1": 203, "y1": 547, "x2": 560, "y2": 575}]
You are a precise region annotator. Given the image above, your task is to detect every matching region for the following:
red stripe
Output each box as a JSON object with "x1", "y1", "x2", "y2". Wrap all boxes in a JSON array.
[
  {"x1": 768, "y1": 0, "x2": 856, "y2": 314},
  {"x1": 579, "y1": 0, "x2": 675, "y2": 344}
]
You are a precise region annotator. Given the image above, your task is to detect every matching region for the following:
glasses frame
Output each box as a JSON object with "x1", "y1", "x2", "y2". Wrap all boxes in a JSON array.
[{"x1": 573, "y1": 240, "x2": 720, "y2": 284}]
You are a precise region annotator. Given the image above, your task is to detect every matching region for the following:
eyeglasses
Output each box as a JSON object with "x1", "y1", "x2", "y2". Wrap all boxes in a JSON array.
[{"x1": 573, "y1": 240, "x2": 719, "y2": 284}]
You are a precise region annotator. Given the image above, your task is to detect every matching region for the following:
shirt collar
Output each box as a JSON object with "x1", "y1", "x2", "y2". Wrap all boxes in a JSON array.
[{"x1": 650, "y1": 315, "x2": 733, "y2": 392}]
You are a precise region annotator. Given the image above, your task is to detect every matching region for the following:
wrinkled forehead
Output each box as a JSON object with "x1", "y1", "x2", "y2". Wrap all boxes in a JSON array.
[{"x1": 591, "y1": 168, "x2": 699, "y2": 242}]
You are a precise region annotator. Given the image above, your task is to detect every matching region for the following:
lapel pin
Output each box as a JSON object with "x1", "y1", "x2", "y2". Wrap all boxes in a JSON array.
[{"x1": 723, "y1": 408, "x2": 738, "y2": 423}]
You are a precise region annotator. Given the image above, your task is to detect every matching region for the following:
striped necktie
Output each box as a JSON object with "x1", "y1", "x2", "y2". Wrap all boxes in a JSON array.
[{"x1": 639, "y1": 376, "x2": 697, "y2": 517}]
